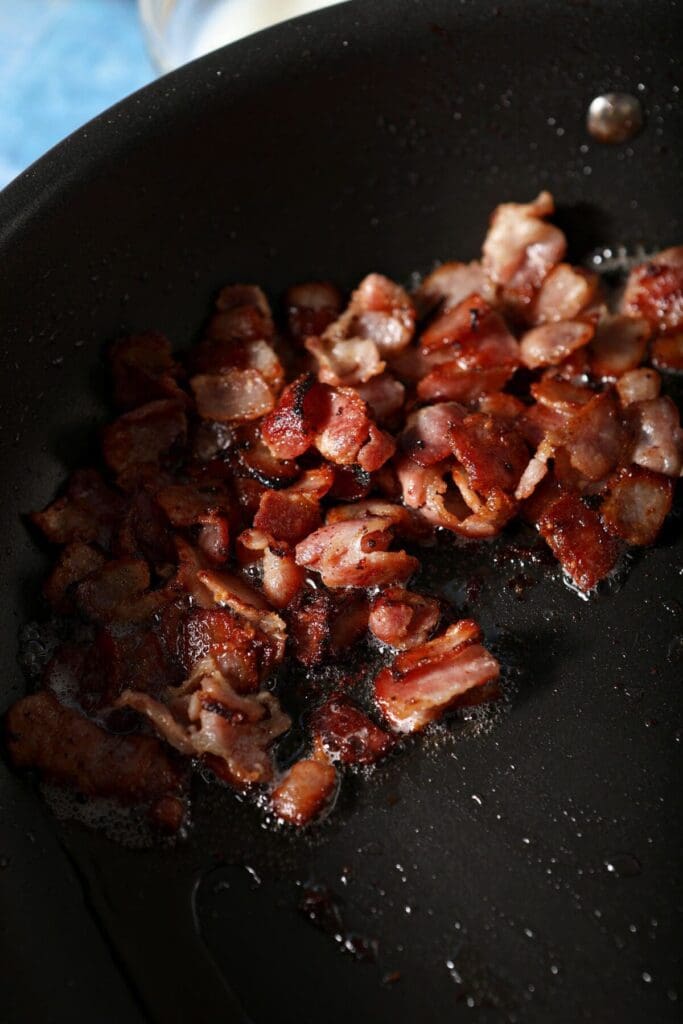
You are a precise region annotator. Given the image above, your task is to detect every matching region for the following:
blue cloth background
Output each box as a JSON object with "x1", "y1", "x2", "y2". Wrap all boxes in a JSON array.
[{"x1": 0, "y1": 0, "x2": 154, "y2": 188}]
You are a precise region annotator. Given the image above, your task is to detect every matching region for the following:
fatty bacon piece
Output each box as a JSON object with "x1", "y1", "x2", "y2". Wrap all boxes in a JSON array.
[
  {"x1": 538, "y1": 491, "x2": 620, "y2": 592},
  {"x1": 600, "y1": 466, "x2": 674, "y2": 547},
  {"x1": 650, "y1": 332, "x2": 683, "y2": 374},
  {"x1": 413, "y1": 260, "x2": 496, "y2": 318},
  {"x1": 626, "y1": 396, "x2": 683, "y2": 477},
  {"x1": 295, "y1": 517, "x2": 419, "y2": 588},
  {"x1": 6, "y1": 690, "x2": 187, "y2": 830},
  {"x1": 374, "y1": 619, "x2": 500, "y2": 734},
  {"x1": 109, "y1": 331, "x2": 185, "y2": 410},
  {"x1": 261, "y1": 373, "x2": 395, "y2": 470},
  {"x1": 286, "y1": 281, "x2": 343, "y2": 343},
  {"x1": 369, "y1": 587, "x2": 441, "y2": 650},
  {"x1": 306, "y1": 274, "x2": 415, "y2": 386},
  {"x1": 271, "y1": 756, "x2": 338, "y2": 825},
  {"x1": 530, "y1": 264, "x2": 599, "y2": 325},
  {"x1": 118, "y1": 656, "x2": 290, "y2": 789},
  {"x1": 236, "y1": 529, "x2": 305, "y2": 609},
  {"x1": 482, "y1": 191, "x2": 566, "y2": 315},
  {"x1": 621, "y1": 247, "x2": 683, "y2": 334}
]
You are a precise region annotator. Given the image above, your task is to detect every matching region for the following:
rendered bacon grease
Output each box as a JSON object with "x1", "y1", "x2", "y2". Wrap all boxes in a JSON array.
[{"x1": 5, "y1": 193, "x2": 683, "y2": 832}]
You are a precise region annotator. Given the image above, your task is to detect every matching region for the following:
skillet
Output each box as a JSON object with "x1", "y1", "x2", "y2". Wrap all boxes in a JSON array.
[{"x1": 0, "y1": 1, "x2": 681, "y2": 1021}]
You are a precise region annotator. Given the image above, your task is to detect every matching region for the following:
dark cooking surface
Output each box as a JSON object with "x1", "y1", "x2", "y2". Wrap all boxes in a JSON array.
[{"x1": 0, "y1": 1, "x2": 681, "y2": 1021}]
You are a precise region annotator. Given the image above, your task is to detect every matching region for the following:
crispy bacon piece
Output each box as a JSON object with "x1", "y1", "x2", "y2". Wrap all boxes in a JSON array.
[
  {"x1": 43, "y1": 542, "x2": 106, "y2": 613},
  {"x1": 31, "y1": 468, "x2": 124, "y2": 547},
  {"x1": 627, "y1": 396, "x2": 683, "y2": 477},
  {"x1": 650, "y1": 332, "x2": 683, "y2": 373},
  {"x1": 194, "y1": 567, "x2": 287, "y2": 668},
  {"x1": 295, "y1": 517, "x2": 418, "y2": 588},
  {"x1": 520, "y1": 320, "x2": 595, "y2": 369},
  {"x1": 286, "y1": 282, "x2": 343, "y2": 342},
  {"x1": 310, "y1": 695, "x2": 394, "y2": 764},
  {"x1": 191, "y1": 370, "x2": 275, "y2": 422},
  {"x1": 103, "y1": 400, "x2": 187, "y2": 476},
  {"x1": 236, "y1": 529, "x2": 305, "y2": 609},
  {"x1": 253, "y1": 489, "x2": 321, "y2": 545},
  {"x1": 109, "y1": 331, "x2": 184, "y2": 409},
  {"x1": 538, "y1": 491, "x2": 620, "y2": 591},
  {"x1": 287, "y1": 587, "x2": 334, "y2": 666},
  {"x1": 449, "y1": 412, "x2": 530, "y2": 495},
  {"x1": 482, "y1": 191, "x2": 566, "y2": 311},
  {"x1": 601, "y1": 467, "x2": 674, "y2": 546},
  {"x1": 271, "y1": 758, "x2": 338, "y2": 825},
  {"x1": 179, "y1": 607, "x2": 265, "y2": 691},
  {"x1": 588, "y1": 314, "x2": 650, "y2": 378},
  {"x1": 260, "y1": 373, "x2": 320, "y2": 458},
  {"x1": 6, "y1": 691, "x2": 186, "y2": 824},
  {"x1": 414, "y1": 260, "x2": 496, "y2": 318},
  {"x1": 76, "y1": 557, "x2": 166, "y2": 623},
  {"x1": 615, "y1": 368, "x2": 661, "y2": 406},
  {"x1": 369, "y1": 587, "x2": 440, "y2": 650},
  {"x1": 621, "y1": 247, "x2": 683, "y2": 333},
  {"x1": 374, "y1": 619, "x2": 500, "y2": 733}
]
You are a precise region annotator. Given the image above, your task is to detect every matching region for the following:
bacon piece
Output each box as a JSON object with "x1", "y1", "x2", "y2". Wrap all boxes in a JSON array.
[
  {"x1": 261, "y1": 373, "x2": 326, "y2": 459},
  {"x1": 420, "y1": 294, "x2": 519, "y2": 366},
  {"x1": 193, "y1": 337, "x2": 284, "y2": 391},
  {"x1": 103, "y1": 400, "x2": 187, "y2": 476},
  {"x1": 76, "y1": 557, "x2": 166, "y2": 623},
  {"x1": 449, "y1": 412, "x2": 530, "y2": 495},
  {"x1": 478, "y1": 392, "x2": 526, "y2": 422},
  {"x1": 627, "y1": 396, "x2": 683, "y2": 476},
  {"x1": 190, "y1": 370, "x2": 275, "y2": 422},
  {"x1": 482, "y1": 191, "x2": 566, "y2": 311},
  {"x1": 96, "y1": 627, "x2": 179, "y2": 705},
  {"x1": 315, "y1": 386, "x2": 376, "y2": 464},
  {"x1": 236, "y1": 529, "x2": 305, "y2": 609},
  {"x1": 310, "y1": 695, "x2": 394, "y2": 764},
  {"x1": 271, "y1": 758, "x2": 338, "y2": 825},
  {"x1": 253, "y1": 489, "x2": 321, "y2": 545},
  {"x1": 354, "y1": 373, "x2": 405, "y2": 426},
  {"x1": 113, "y1": 486, "x2": 176, "y2": 567},
  {"x1": 651, "y1": 332, "x2": 683, "y2": 373},
  {"x1": 400, "y1": 402, "x2": 466, "y2": 466},
  {"x1": 369, "y1": 587, "x2": 440, "y2": 650},
  {"x1": 295, "y1": 517, "x2": 418, "y2": 588},
  {"x1": 531, "y1": 377, "x2": 595, "y2": 412},
  {"x1": 615, "y1": 368, "x2": 661, "y2": 406},
  {"x1": 43, "y1": 542, "x2": 106, "y2": 613},
  {"x1": 601, "y1": 467, "x2": 674, "y2": 546},
  {"x1": 232, "y1": 422, "x2": 299, "y2": 488},
  {"x1": 31, "y1": 469, "x2": 124, "y2": 547},
  {"x1": 538, "y1": 492, "x2": 620, "y2": 591},
  {"x1": 179, "y1": 607, "x2": 265, "y2": 691},
  {"x1": 194, "y1": 567, "x2": 287, "y2": 667},
  {"x1": 286, "y1": 281, "x2": 343, "y2": 342},
  {"x1": 414, "y1": 260, "x2": 496, "y2": 317},
  {"x1": 329, "y1": 591, "x2": 370, "y2": 654},
  {"x1": 156, "y1": 483, "x2": 232, "y2": 562},
  {"x1": 305, "y1": 335, "x2": 385, "y2": 386},
  {"x1": 287, "y1": 588, "x2": 333, "y2": 666},
  {"x1": 514, "y1": 439, "x2": 554, "y2": 501},
  {"x1": 286, "y1": 464, "x2": 335, "y2": 499},
  {"x1": 621, "y1": 247, "x2": 683, "y2": 333},
  {"x1": 417, "y1": 364, "x2": 513, "y2": 404},
  {"x1": 6, "y1": 691, "x2": 186, "y2": 823},
  {"x1": 374, "y1": 619, "x2": 500, "y2": 733},
  {"x1": 588, "y1": 314, "x2": 650, "y2": 378},
  {"x1": 554, "y1": 391, "x2": 625, "y2": 482},
  {"x1": 357, "y1": 422, "x2": 397, "y2": 472},
  {"x1": 329, "y1": 464, "x2": 372, "y2": 502},
  {"x1": 531, "y1": 264, "x2": 599, "y2": 325},
  {"x1": 109, "y1": 331, "x2": 184, "y2": 409},
  {"x1": 205, "y1": 284, "x2": 274, "y2": 344},
  {"x1": 520, "y1": 320, "x2": 595, "y2": 369},
  {"x1": 326, "y1": 499, "x2": 431, "y2": 541}
]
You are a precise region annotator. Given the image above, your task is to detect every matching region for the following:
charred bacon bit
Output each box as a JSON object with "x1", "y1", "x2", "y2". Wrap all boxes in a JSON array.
[
  {"x1": 179, "y1": 607, "x2": 264, "y2": 691},
  {"x1": 538, "y1": 492, "x2": 620, "y2": 592},
  {"x1": 31, "y1": 468, "x2": 124, "y2": 547},
  {"x1": 295, "y1": 517, "x2": 419, "y2": 589},
  {"x1": 109, "y1": 331, "x2": 184, "y2": 409},
  {"x1": 374, "y1": 619, "x2": 500, "y2": 734},
  {"x1": 253, "y1": 489, "x2": 321, "y2": 545},
  {"x1": 615, "y1": 368, "x2": 661, "y2": 407},
  {"x1": 271, "y1": 758, "x2": 338, "y2": 825},
  {"x1": 286, "y1": 281, "x2": 343, "y2": 342},
  {"x1": 369, "y1": 587, "x2": 440, "y2": 650},
  {"x1": 650, "y1": 332, "x2": 683, "y2": 374},
  {"x1": 5, "y1": 691, "x2": 186, "y2": 825},
  {"x1": 329, "y1": 464, "x2": 373, "y2": 502},
  {"x1": 310, "y1": 695, "x2": 394, "y2": 764},
  {"x1": 43, "y1": 542, "x2": 106, "y2": 613},
  {"x1": 588, "y1": 314, "x2": 650, "y2": 379},
  {"x1": 76, "y1": 557, "x2": 166, "y2": 623},
  {"x1": 621, "y1": 247, "x2": 683, "y2": 333},
  {"x1": 232, "y1": 422, "x2": 300, "y2": 488},
  {"x1": 103, "y1": 399, "x2": 187, "y2": 476},
  {"x1": 414, "y1": 260, "x2": 496, "y2": 318},
  {"x1": 627, "y1": 396, "x2": 683, "y2": 477},
  {"x1": 190, "y1": 369, "x2": 275, "y2": 422},
  {"x1": 260, "y1": 373, "x2": 320, "y2": 459},
  {"x1": 520, "y1": 320, "x2": 595, "y2": 370},
  {"x1": 287, "y1": 588, "x2": 334, "y2": 666},
  {"x1": 531, "y1": 264, "x2": 599, "y2": 325},
  {"x1": 601, "y1": 467, "x2": 674, "y2": 547}
]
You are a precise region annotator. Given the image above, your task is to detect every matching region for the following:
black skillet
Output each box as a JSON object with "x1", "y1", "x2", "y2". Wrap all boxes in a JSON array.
[{"x1": 1, "y1": 1, "x2": 681, "y2": 1021}]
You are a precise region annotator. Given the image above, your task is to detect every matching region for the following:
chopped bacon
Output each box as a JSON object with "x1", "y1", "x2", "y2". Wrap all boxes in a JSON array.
[
  {"x1": 206, "y1": 284, "x2": 274, "y2": 343},
  {"x1": 601, "y1": 467, "x2": 674, "y2": 546},
  {"x1": 354, "y1": 373, "x2": 406, "y2": 426},
  {"x1": 400, "y1": 402, "x2": 466, "y2": 466},
  {"x1": 417, "y1": 363, "x2": 513, "y2": 404},
  {"x1": 555, "y1": 391, "x2": 625, "y2": 481},
  {"x1": 627, "y1": 396, "x2": 683, "y2": 477},
  {"x1": 109, "y1": 331, "x2": 184, "y2": 409},
  {"x1": 538, "y1": 491, "x2": 620, "y2": 591},
  {"x1": 329, "y1": 464, "x2": 372, "y2": 501},
  {"x1": 31, "y1": 468, "x2": 124, "y2": 547},
  {"x1": 369, "y1": 587, "x2": 440, "y2": 650},
  {"x1": 420, "y1": 294, "x2": 520, "y2": 369},
  {"x1": 253, "y1": 489, "x2": 321, "y2": 545},
  {"x1": 194, "y1": 567, "x2": 287, "y2": 668},
  {"x1": 621, "y1": 247, "x2": 683, "y2": 333},
  {"x1": 310, "y1": 695, "x2": 394, "y2": 764},
  {"x1": 449, "y1": 412, "x2": 530, "y2": 495},
  {"x1": 588, "y1": 314, "x2": 650, "y2": 378},
  {"x1": 326, "y1": 499, "x2": 431, "y2": 541},
  {"x1": 650, "y1": 332, "x2": 683, "y2": 373},
  {"x1": 286, "y1": 281, "x2": 343, "y2": 342},
  {"x1": 414, "y1": 260, "x2": 496, "y2": 317},
  {"x1": 374, "y1": 619, "x2": 500, "y2": 733},
  {"x1": 329, "y1": 591, "x2": 370, "y2": 654},
  {"x1": 76, "y1": 557, "x2": 166, "y2": 623},
  {"x1": 305, "y1": 335, "x2": 385, "y2": 387},
  {"x1": 520, "y1": 320, "x2": 595, "y2": 369},
  {"x1": 615, "y1": 368, "x2": 661, "y2": 406},
  {"x1": 193, "y1": 337, "x2": 284, "y2": 392},
  {"x1": 190, "y1": 369, "x2": 275, "y2": 422},
  {"x1": 236, "y1": 529, "x2": 305, "y2": 609},
  {"x1": 5, "y1": 691, "x2": 186, "y2": 825},
  {"x1": 315, "y1": 386, "x2": 376, "y2": 464},
  {"x1": 103, "y1": 400, "x2": 187, "y2": 476},
  {"x1": 482, "y1": 191, "x2": 566, "y2": 311},
  {"x1": 179, "y1": 607, "x2": 267, "y2": 690},
  {"x1": 43, "y1": 541, "x2": 106, "y2": 613},
  {"x1": 287, "y1": 588, "x2": 334, "y2": 666},
  {"x1": 531, "y1": 264, "x2": 599, "y2": 325},
  {"x1": 271, "y1": 758, "x2": 338, "y2": 824},
  {"x1": 295, "y1": 517, "x2": 418, "y2": 588}
]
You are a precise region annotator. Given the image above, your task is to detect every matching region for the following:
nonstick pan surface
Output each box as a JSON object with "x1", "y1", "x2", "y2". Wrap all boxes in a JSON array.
[{"x1": 0, "y1": 2, "x2": 681, "y2": 1022}]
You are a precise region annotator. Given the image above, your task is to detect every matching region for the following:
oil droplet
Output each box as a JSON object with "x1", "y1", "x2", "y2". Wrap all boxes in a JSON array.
[
  {"x1": 604, "y1": 853, "x2": 642, "y2": 878},
  {"x1": 587, "y1": 93, "x2": 644, "y2": 144},
  {"x1": 642, "y1": 971, "x2": 653, "y2": 984}
]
